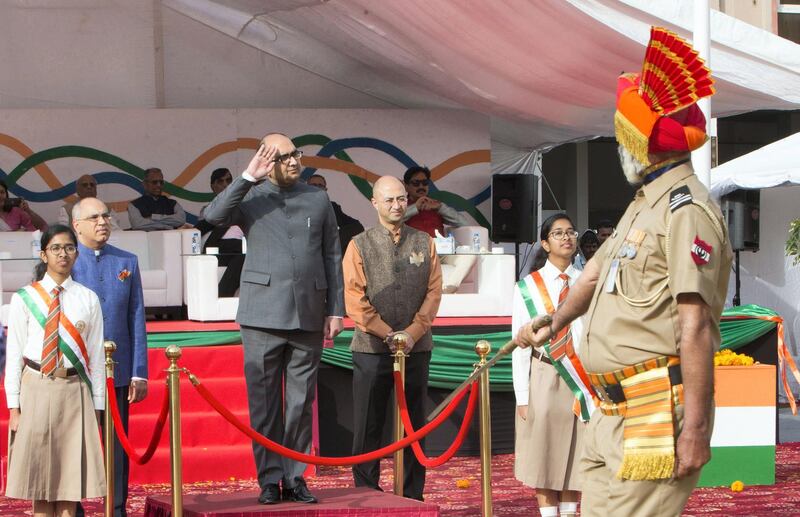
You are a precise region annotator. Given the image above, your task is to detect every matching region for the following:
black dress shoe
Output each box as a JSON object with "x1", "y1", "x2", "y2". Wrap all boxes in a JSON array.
[
  {"x1": 258, "y1": 483, "x2": 281, "y2": 504},
  {"x1": 282, "y1": 482, "x2": 318, "y2": 503}
]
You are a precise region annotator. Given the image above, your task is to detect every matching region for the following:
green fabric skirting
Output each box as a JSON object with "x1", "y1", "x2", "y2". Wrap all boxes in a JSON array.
[{"x1": 146, "y1": 304, "x2": 780, "y2": 391}]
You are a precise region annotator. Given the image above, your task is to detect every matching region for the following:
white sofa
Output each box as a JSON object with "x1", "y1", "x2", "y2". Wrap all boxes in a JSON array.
[
  {"x1": 0, "y1": 229, "x2": 199, "y2": 323},
  {"x1": 181, "y1": 225, "x2": 514, "y2": 321}
]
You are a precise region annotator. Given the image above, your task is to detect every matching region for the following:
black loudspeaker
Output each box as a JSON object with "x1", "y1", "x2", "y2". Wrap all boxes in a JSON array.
[
  {"x1": 491, "y1": 174, "x2": 537, "y2": 243},
  {"x1": 721, "y1": 189, "x2": 760, "y2": 251}
]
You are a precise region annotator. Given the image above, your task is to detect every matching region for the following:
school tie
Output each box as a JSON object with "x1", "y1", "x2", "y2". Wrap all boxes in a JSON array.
[
  {"x1": 549, "y1": 274, "x2": 572, "y2": 358},
  {"x1": 557, "y1": 273, "x2": 570, "y2": 307},
  {"x1": 41, "y1": 286, "x2": 63, "y2": 376}
]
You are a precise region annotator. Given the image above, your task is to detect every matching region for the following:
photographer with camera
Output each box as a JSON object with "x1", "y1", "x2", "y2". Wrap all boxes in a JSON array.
[{"x1": 0, "y1": 180, "x2": 48, "y2": 232}]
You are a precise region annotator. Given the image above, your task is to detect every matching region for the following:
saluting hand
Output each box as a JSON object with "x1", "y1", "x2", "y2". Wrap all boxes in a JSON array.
[{"x1": 245, "y1": 143, "x2": 278, "y2": 181}]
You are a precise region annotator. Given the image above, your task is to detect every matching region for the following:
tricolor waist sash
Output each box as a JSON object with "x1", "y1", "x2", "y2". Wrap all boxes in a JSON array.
[
  {"x1": 16, "y1": 283, "x2": 93, "y2": 394},
  {"x1": 517, "y1": 271, "x2": 598, "y2": 422},
  {"x1": 588, "y1": 356, "x2": 684, "y2": 481}
]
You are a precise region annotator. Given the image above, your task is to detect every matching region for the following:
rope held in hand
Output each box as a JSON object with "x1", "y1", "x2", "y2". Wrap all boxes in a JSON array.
[
  {"x1": 190, "y1": 371, "x2": 473, "y2": 466},
  {"x1": 105, "y1": 377, "x2": 169, "y2": 465},
  {"x1": 394, "y1": 370, "x2": 478, "y2": 468}
]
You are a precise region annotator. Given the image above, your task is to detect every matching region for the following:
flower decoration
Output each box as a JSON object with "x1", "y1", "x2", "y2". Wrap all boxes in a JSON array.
[
  {"x1": 118, "y1": 269, "x2": 131, "y2": 282},
  {"x1": 730, "y1": 480, "x2": 744, "y2": 492},
  {"x1": 714, "y1": 349, "x2": 755, "y2": 367},
  {"x1": 456, "y1": 478, "x2": 471, "y2": 489}
]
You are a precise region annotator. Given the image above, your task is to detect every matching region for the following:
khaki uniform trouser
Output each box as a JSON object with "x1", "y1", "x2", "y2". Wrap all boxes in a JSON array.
[{"x1": 580, "y1": 404, "x2": 701, "y2": 517}]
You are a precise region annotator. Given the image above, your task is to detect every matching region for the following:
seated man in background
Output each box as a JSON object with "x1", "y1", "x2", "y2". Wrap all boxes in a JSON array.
[
  {"x1": 128, "y1": 167, "x2": 193, "y2": 231},
  {"x1": 59, "y1": 174, "x2": 120, "y2": 229},
  {"x1": 306, "y1": 174, "x2": 364, "y2": 254},
  {"x1": 403, "y1": 166, "x2": 474, "y2": 293},
  {"x1": 197, "y1": 167, "x2": 245, "y2": 297}
]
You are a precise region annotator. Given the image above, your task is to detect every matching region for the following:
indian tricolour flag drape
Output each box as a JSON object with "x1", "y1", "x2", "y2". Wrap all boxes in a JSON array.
[{"x1": 698, "y1": 364, "x2": 776, "y2": 487}]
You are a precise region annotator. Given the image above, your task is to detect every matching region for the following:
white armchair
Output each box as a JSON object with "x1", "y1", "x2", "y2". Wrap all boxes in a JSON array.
[
  {"x1": 107, "y1": 229, "x2": 197, "y2": 312},
  {"x1": 185, "y1": 255, "x2": 239, "y2": 321},
  {"x1": 436, "y1": 225, "x2": 514, "y2": 317},
  {"x1": 0, "y1": 231, "x2": 39, "y2": 325}
]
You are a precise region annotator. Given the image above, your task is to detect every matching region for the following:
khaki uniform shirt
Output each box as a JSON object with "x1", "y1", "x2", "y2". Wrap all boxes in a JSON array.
[{"x1": 581, "y1": 163, "x2": 733, "y2": 373}]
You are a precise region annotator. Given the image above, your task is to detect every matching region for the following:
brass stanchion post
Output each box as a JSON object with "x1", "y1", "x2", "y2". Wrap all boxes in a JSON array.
[
  {"x1": 104, "y1": 341, "x2": 116, "y2": 517},
  {"x1": 475, "y1": 340, "x2": 493, "y2": 517},
  {"x1": 392, "y1": 334, "x2": 408, "y2": 497},
  {"x1": 166, "y1": 345, "x2": 183, "y2": 517}
]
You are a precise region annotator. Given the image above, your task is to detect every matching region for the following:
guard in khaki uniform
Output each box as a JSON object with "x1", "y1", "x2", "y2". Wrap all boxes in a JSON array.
[{"x1": 516, "y1": 27, "x2": 732, "y2": 516}]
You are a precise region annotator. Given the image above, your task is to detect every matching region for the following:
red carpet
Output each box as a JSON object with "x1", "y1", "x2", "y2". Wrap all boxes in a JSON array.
[
  {"x1": 128, "y1": 344, "x2": 254, "y2": 484},
  {"x1": 4, "y1": 446, "x2": 800, "y2": 515},
  {"x1": 144, "y1": 487, "x2": 439, "y2": 516}
]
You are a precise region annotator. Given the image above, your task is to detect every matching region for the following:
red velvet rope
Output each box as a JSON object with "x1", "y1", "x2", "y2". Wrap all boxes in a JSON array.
[
  {"x1": 393, "y1": 370, "x2": 478, "y2": 468},
  {"x1": 191, "y1": 374, "x2": 472, "y2": 466},
  {"x1": 105, "y1": 377, "x2": 170, "y2": 465}
]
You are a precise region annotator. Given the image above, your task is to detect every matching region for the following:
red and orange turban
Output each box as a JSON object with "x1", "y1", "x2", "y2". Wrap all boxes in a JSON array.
[{"x1": 614, "y1": 27, "x2": 716, "y2": 166}]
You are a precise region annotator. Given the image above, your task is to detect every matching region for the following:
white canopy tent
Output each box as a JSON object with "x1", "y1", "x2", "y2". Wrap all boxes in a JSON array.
[
  {"x1": 710, "y1": 132, "x2": 800, "y2": 198},
  {"x1": 1, "y1": 0, "x2": 799, "y2": 149},
  {"x1": 707, "y1": 134, "x2": 800, "y2": 400}
]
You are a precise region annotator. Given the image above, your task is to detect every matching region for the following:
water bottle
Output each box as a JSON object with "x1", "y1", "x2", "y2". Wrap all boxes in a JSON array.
[
  {"x1": 191, "y1": 232, "x2": 200, "y2": 254},
  {"x1": 471, "y1": 231, "x2": 481, "y2": 253},
  {"x1": 30, "y1": 230, "x2": 42, "y2": 258},
  {"x1": 241, "y1": 237, "x2": 247, "y2": 254}
]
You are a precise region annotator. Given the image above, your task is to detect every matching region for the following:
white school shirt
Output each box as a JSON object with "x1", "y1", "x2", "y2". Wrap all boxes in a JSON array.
[
  {"x1": 4, "y1": 273, "x2": 106, "y2": 409},
  {"x1": 511, "y1": 260, "x2": 583, "y2": 406}
]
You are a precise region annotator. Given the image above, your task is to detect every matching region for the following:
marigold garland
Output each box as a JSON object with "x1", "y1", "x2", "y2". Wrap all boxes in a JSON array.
[
  {"x1": 456, "y1": 479, "x2": 471, "y2": 489},
  {"x1": 730, "y1": 480, "x2": 744, "y2": 492},
  {"x1": 714, "y1": 349, "x2": 755, "y2": 367}
]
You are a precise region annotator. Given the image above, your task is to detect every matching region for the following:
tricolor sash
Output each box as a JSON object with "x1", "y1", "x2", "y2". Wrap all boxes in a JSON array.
[
  {"x1": 17, "y1": 283, "x2": 93, "y2": 393},
  {"x1": 517, "y1": 272, "x2": 597, "y2": 422}
]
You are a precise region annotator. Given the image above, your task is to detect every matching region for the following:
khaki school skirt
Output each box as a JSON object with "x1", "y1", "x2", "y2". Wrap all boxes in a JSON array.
[
  {"x1": 514, "y1": 356, "x2": 585, "y2": 491},
  {"x1": 6, "y1": 366, "x2": 105, "y2": 501}
]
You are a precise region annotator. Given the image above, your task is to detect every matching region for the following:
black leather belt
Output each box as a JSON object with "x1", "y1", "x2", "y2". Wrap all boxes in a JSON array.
[
  {"x1": 595, "y1": 364, "x2": 682, "y2": 404},
  {"x1": 533, "y1": 349, "x2": 553, "y2": 366},
  {"x1": 24, "y1": 357, "x2": 78, "y2": 377}
]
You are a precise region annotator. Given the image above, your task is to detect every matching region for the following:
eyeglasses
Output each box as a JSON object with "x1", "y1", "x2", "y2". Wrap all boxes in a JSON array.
[
  {"x1": 46, "y1": 244, "x2": 77, "y2": 255},
  {"x1": 409, "y1": 179, "x2": 429, "y2": 187},
  {"x1": 78, "y1": 212, "x2": 112, "y2": 223},
  {"x1": 548, "y1": 229, "x2": 579, "y2": 240},
  {"x1": 273, "y1": 150, "x2": 303, "y2": 164}
]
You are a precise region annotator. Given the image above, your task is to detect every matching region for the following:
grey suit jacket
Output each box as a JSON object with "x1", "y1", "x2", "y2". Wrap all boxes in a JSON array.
[{"x1": 203, "y1": 175, "x2": 345, "y2": 331}]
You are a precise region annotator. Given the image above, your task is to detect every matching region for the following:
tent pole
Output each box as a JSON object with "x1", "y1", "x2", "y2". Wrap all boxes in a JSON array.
[
  {"x1": 733, "y1": 249, "x2": 741, "y2": 307},
  {"x1": 692, "y1": 0, "x2": 712, "y2": 188}
]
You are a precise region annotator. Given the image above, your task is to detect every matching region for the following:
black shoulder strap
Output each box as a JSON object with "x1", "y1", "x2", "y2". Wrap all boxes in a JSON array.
[{"x1": 669, "y1": 185, "x2": 693, "y2": 212}]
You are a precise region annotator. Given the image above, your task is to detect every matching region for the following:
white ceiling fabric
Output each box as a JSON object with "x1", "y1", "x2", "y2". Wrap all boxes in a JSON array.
[
  {"x1": 162, "y1": 0, "x2": 800, "y2": 148},
  {"x1": 1, "y1": 0, "x2": 798, "y2": 149}
]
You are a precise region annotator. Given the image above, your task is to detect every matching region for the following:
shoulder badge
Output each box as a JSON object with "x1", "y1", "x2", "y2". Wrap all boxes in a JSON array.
[
  {"x1": 669, "y1": 185, "x2": 693, "y2": 212},
  {"x1": 691, "y1": 236, "x2": 712, "y2": 265}
]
